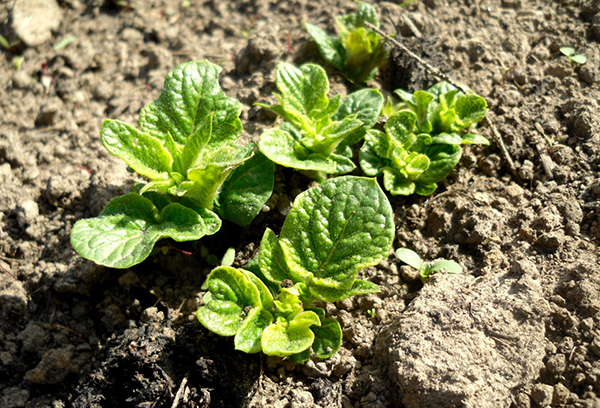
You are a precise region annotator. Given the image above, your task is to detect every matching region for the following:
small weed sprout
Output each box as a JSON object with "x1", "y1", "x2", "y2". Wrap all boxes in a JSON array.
[
  {"x1": 396, "y1": 248, "x2": 462, "y2": 282},
  {"x1": 559, "y1": 47, "x2": 587, "y2": 65}
]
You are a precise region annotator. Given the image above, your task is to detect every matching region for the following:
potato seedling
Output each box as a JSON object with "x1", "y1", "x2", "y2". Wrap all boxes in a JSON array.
[
  {"x1": 305, "y1": 1, "x2": 387, "y2": 84},
  {"x1": 71, "y1": 61, "x2": 274, "y2": 268},
  {"x1": 396, "y1": 248, "x2": 462, "y2": 282},
  {"x1": 257, "y1": 62, "x2": 383, "y2": 178},
  {"x1": 197, "y1": 176, "x2": 394, "y2": 361},
  {"x1": 360, "y1": 82, "x2": 489, "y2": 195}
]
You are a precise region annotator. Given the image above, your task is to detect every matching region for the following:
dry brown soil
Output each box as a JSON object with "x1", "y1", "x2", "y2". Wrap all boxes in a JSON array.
[{"x1": 1, "y1": 0, "x2": 600, "y2": 407}]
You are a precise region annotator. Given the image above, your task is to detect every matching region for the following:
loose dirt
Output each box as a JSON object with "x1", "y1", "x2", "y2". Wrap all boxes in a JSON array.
[{"x1": 1, "y1": 0, "x2": 599, "y2": 407}]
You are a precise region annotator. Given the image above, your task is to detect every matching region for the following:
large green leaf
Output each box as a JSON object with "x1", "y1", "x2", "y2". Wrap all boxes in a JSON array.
[
  {"x1": 216, "y1": 151, "x2": 275, "y2": 226},
  {"x1": 279, "y1": 177, "x2": 394, "y2": 291},
  {"x1": 138, "y1": 60, "x2": 242, "y2": 147},
  {"x1": 70, "y1": 193, "x2": 220, "y2": 269}
]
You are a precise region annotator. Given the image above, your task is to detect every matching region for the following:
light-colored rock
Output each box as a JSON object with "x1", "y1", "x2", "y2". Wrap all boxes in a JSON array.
[
  {"x1": 376, "y1": 273, "x2": 551, "y2": 408},
  {"x1": 11, "y1": 0, "x2": 63, "y2": 46}
]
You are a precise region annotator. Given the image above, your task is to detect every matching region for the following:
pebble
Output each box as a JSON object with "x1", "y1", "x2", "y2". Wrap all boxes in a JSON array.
[{"x1": 10, "y1": 0, "x2": 63, "y2": 46}]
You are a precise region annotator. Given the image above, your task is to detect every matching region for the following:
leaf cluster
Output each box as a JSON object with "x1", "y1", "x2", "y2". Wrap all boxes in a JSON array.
[
  {"x1": 71, "y1": 61, "x2": 274, "y2": 268},
  {"x1": 258, "y1": 62, "x2": 383, "y2": 176},
  {"x1": 306, "y1": 1, "x2": 387, "y2": 84},
  {"x1": 197, "y1": 176, "x2": 394, "y2": 361},
  {"x1": 359, "y1": 82, "x2": 489, "y2": 196}
]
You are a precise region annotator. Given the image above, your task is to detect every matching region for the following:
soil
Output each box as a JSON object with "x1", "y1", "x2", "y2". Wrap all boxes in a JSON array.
[{"x1": 1, "y1": 0, "x2": 600, "y2": 407}]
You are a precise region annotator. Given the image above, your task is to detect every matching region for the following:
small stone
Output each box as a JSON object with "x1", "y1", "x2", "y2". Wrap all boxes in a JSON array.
[
  {"x1": 531, "y1": 383, "x2": 554, "y2": 406},
  {"x1": 12, "y1": 71, "x2": 31, "y2": 89},
  {"x1": 400, "y1": 265, "x2": 420, "y2": 282},
  {"x1": 546, "y1": 353, "x2": 566, "y2": 374},
  {"x1": 552, "y1": 383, "x2": 570, "y2": 405},
  {"x1": 24, "y1": 346, "x2": 74, "y2": 384},
  {"x1": 16, "y1": 200, "x2": 39, "y2": 227},
  {"x1": 10, "y1": 0, "x2": 63, "y2": 46},
  {"x1": 1, "y1": 386, "x2": 30, "y2": 408},
  {"x1": 590, "y1": 336, "x2": 600, "y2": 357},
  {"x1": 592, "y1": 13, "x2": 600, "y2": 41}
]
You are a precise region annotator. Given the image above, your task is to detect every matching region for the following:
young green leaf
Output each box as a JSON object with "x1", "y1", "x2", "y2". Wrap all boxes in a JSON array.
[
  {"x1": 311, "y1": 315, "x2": 342, "y2": 359},
  {"x1": 71, "y1": 193, "x2": 220, "y2": 269},
  {"x1": 261, "y1": 311, "x2": 321, "y2": 356},
  {"x1": 216, "y1": 152, "x2": 275, "y2": 226},
  {"x1": 395, "y1": 248, "x2": 423, "y2": 270},
  {"x1": 307, "y1": 2, "x2": 387, "y2": 84},
  {"x1": 257, "y1": 62, "x2": 383, "y2": 176},
  {"x1": 196, "y1": 266, "x2": 263, "y2": 336}
]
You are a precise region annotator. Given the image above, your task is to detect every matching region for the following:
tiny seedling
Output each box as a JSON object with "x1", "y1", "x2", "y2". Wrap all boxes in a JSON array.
[
  {"x1": 359, "y1": 82, "x2": 489, "y2": 196},
  {"x1": 197, "y1": 176, "x2": 395, "y2": 361},
  {"x1": 305, "y1": 1, "x2": 387, "y2": 84},
  {"x1": 396, "y1": 248, "x2": 462, "y2": 282},
  {"x1": 559, "y1": 47, "x2": 587, "y2": 65},
  {"x1": 71, "y1": 61, "x2": 274, "y2": 268},
  {"x1": 257, "y1": 62, "x2": 383, "y2": 178}
]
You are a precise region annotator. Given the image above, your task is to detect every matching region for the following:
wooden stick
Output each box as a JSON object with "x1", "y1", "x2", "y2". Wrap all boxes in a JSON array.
[{"x1": 365, "y1": 22, "x2": 468, "y2": 94}]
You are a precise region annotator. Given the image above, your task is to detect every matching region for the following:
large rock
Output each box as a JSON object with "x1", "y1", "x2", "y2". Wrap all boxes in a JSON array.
[
  {"x1": 11, "y1": 0, "x2": 63, "y2": 46},
  {"x1": 376, "y1": 270, "x2": 550, "y2": 408}
]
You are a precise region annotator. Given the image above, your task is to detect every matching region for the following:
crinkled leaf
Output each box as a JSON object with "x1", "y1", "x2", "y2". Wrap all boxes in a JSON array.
[
  {"x1": 382, "y1": 167, "x2": 416, "y2": 196},
  {"x1": 430, "y1": 133, "x2": 462, "y2": 146},
  {"x1": 385, "y1": 110, "x2": 417, "y2": 146},
  {"x1": 259, "y1": 228, "x2": 301, "y2": 285},
  {"x1": 139, "y1": 60, "x2": 242, "y2": 147},
  {"x1": 216, "y1": 151, "x2": 275, "y2": 226},
  {"x1": 334, "y1": 88, "x2": 384, "y2": 147},
  {"x1": 279, "y1": 177, "x2": 394, "y2": 291},
  {"x1": 359, "y1": 130, "x2": 388, "y2": 177},
  {"x1": 414, "y1": 182, "x2": 437, "y2": 196},
  {"x1": 261, "y1": 311, "x2": 320, "y2": 356},
  {"x1": 240, "y1": 269, "x2": 275, "y2": 312},
  {"x1": 461, "y1": 133, "x2": 490, "y2": 145},
  {"x1": 101, "y1": 119, "x2": 173, "y2": 179},
  {"x1": 71, "y1": 193, "x2": 220, "y2": 269},
  {"x1": 417, "y1": 144, "x2": 461, "y2": 185},
  {"x1": 455, "y1": 94, "x2": 488, "y2": 128},
  {"x1": 184, "y1": 144, "x2": 253, "y2": 208},
  {"x1": 258, "y1": 128, "x2": 353, "y2": 174},
  {"x1": 276, "y1": 62, "x2": 329, "y2": 115},
  {"x1": 311, "y1": 316, "x2": 342, "y2": 359},
  {"x1": 234, "y1": 306, "x2": 274, "y2": 353},
  {"x1": 196, "y1": 266, "x2": 263, "y2": 337},
  {"x1": 196, "y1": 300, "x2": 243, "y2": 336},
  {"x1": 395, "y1": 248, "x2": 423, "y2": 270},
  {"x1": 205, "y1": 266, "x2": 262, "y2": 307}
]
